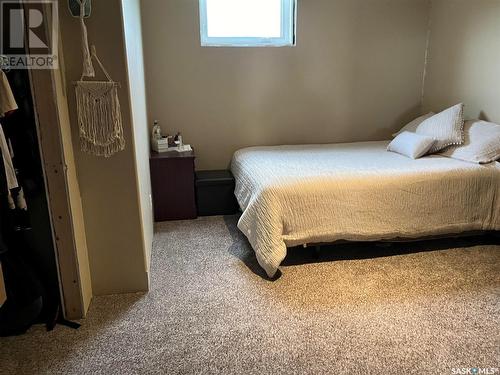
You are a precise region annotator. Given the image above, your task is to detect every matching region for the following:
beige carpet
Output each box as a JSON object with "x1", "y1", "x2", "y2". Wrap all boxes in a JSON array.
[{"x1": 1, "y1": 215, "x2": 499, "y2": 374}]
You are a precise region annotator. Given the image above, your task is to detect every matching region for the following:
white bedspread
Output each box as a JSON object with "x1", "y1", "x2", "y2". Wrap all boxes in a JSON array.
[{"x1": 231, "y1": 141, "x2": 500, "y2": 277}]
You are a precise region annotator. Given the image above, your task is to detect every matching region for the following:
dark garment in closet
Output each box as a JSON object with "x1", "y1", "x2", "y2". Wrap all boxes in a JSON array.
[
  {"x1": 0, "y1": 148, "x2": 7, "y2": 255},
  {"x1": 0, "y1": 196, "x2": 44, "y2": 336},
  {"x1": 0, "y1": 147, "x2": 8, "y2": 197},
  {"x1": 1, "y1": 69, "x2": 43, "y2": 193}
]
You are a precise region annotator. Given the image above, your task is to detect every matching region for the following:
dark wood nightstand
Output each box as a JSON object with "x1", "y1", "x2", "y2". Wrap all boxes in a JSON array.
[{"x1": 149, "y1": 150, "x2": 197, "y2": 221}]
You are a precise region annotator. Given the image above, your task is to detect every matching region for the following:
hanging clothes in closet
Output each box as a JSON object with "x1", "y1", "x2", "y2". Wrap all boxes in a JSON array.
[
  {"x1": 0, "y1": 68, "x2": 16, "y2": 258},
  {"x1": 1, "y1": 69, "x2": 33, "y2": 231},
  {"x1": 0, "y1": 68, "x2": 60, "y2": 336},
  {"x1": 0, "y1": 69, "x2": 18, "y2": 193}
]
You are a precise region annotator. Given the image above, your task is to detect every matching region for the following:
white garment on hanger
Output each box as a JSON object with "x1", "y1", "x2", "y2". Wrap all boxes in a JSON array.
[
  {"x1": 0, "y1": 70, "x2": 18, "y2": 190},
  {"x1": 0, "y1": 71, "x2": 17, "y2": 116},
  {"x1": 0, "y1": 127, "x2": 17, "y2": 190}
]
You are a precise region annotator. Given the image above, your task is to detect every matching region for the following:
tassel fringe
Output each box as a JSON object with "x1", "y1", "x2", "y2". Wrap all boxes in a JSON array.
[{"x1": 75, "y1": 81, "x2": 125, "y2": 157}]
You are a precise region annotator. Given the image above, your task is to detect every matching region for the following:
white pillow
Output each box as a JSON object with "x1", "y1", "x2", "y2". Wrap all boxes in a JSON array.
[
  {"x1": 439, "y1": 120, "x2": 500, "y2": 164},
  {"x1": 387, "y1": 131, "x2": 436, "y2": 159},
  {"x1": 415, "y1": 103, "x2": 464, "y2": 153},
  {"x1": 392, "y1": 112, "x2": 435, "y2": 137}
]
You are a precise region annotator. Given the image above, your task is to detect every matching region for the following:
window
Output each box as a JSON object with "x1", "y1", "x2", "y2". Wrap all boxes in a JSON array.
[{"x1": 199, "y1": 0, "x2": 296, "y2": 47}]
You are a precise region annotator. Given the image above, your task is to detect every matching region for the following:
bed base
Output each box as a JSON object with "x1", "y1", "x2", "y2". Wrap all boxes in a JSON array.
[{"x1": 300, "y1": 230, "x2": 499, "y2": 250}]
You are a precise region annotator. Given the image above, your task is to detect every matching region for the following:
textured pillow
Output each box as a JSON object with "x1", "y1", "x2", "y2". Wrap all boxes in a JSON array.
[
  {"x1": 392, "y1": 112, "x2": 435, "y2": 137},
  {"x1": 387, "y1": 131, "x2": 436, "y2": 159},
  {"x1": 415, "y1": 103, "x2": 464, "y2": 153},
  {"x1": 439, "y1": 120, "x2": 500, "y2": 163}
]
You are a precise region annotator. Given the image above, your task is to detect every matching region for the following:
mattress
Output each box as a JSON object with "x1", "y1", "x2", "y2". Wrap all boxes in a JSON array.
[{"x1": 231, "y1": 141, "x2": 500, "y2": 277}]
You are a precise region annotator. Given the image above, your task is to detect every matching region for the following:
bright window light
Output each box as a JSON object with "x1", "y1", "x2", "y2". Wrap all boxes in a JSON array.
[{"x1": 199, "y1": 0, "x2": 296, "y2": 47}]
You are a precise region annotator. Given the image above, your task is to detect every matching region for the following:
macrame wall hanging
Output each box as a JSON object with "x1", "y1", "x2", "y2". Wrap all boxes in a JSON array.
[{"x1": 71, "y1": 0, "x2": 125, "y2": 157}]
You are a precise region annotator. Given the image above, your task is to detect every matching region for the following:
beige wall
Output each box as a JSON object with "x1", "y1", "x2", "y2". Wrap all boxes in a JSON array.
[
  {"x1": 141, "y1": 0, "x2": 430, "y2": 170},
  {"x1": 423, "y1": 0, "x2": 500, "y2": 123},
  {"x1": 121, "y1": 0, "x2": 154, "y2": 271},
  {"x1": 59, "y1": 0, "x2": 150, "y2": 295}
]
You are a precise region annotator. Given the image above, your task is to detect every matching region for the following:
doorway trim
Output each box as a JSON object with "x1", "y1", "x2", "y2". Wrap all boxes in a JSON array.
[{"x1": 24, "y1": 2, "x2": 89, "y2": 320}]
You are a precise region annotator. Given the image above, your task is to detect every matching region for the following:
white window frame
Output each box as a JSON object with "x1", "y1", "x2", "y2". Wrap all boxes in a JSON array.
[{"x1": 199, "y1": 0, "x2": 296, "y2": 47}]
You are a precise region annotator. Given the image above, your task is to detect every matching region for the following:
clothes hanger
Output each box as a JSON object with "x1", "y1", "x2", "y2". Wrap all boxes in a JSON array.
[{"x1": 0, "y1": 55, "x2": 10, "y2": 73}]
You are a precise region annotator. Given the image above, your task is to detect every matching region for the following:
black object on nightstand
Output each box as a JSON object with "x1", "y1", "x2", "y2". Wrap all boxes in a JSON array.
[
  {"x1": 150, "y1": 150, "x2": 197, "y2": 221},
  {"x1": 195, "y1": 170, "x2": 239, "y2": 216}
]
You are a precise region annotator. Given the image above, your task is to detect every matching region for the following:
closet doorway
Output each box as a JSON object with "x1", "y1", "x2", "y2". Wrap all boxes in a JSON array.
[{"x1": 0, "y1": 0, "x2": 90, "y2": 336}]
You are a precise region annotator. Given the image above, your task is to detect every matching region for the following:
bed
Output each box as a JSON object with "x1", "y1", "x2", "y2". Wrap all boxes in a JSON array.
[{"x1": 231, "y1": 141, "x2": 500, "y2": 277}]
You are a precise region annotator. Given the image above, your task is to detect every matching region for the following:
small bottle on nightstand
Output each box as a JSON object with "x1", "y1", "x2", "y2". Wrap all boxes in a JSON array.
[{"x1": 152, "y1": 120, "x2": 162, "y2": 141}]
